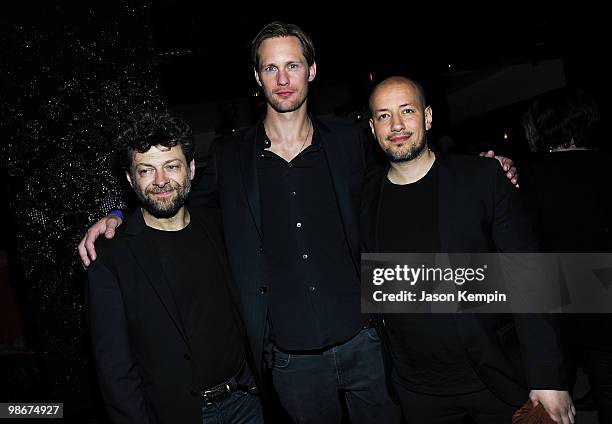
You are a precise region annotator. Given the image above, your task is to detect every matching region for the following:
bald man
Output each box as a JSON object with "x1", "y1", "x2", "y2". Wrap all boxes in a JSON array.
[{"x1": 362, "y1": 76, "x2": 575, "y2": 424}]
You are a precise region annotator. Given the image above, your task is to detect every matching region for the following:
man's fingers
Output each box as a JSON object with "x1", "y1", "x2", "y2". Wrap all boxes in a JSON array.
[
  {"x1": 548, "y1": 404, "x2": 574, "y2": 424},
  {"x1": 78, "y1": 215, "x2": 123, "y2": 268},
  {"x1": 78, "y1": 236, "x2": 91, "y2": 268},
  {"x1": 84, "y1": 224, "x2": 105, "y2": 261},
  {"x1": 530, "y1": 390, "x2": 574, "y2": 424},
  {"x1": 104, "y1": 217, "x2": 119, "y2": 238},
  {"x1": 85, "y1": 238, "x2": 97, "y2": 262},
  {"x1": 547, "y1": 409, "x2": 565, "y2": 424},
  {"x1": 568, "y1": 403, "x2": 576, "y2": 424}
]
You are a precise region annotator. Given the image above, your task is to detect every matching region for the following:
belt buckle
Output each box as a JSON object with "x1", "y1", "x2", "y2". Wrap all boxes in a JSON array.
[{"x1": 201, "y1": 382, "x2": 232, "y2": 407}]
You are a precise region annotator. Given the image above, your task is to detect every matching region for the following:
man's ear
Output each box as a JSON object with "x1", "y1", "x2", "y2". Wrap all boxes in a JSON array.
[
  {"x1": 425, "y1": 106, "x2": 433, "y2": 131},
  {"x1": 254, "y1": 68, "x2": 262, "y2": 87},
  {"x1": 125, "y1": 170, "x2": 134, "y2": 188},
  {"x1": 307, "y1": 62, "x2": 317, "y2": 82},
  {"x1": 189, "y1": 159, "x2": 195, "y2": 180},
  {"x1": 369, "y1": 118, "x2": 375, "y2": 137}
]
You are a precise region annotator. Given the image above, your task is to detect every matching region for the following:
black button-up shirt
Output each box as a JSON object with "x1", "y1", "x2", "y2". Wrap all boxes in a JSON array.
[{"x1": 256, "y1": 121, "x2": 367, "y2": 350}]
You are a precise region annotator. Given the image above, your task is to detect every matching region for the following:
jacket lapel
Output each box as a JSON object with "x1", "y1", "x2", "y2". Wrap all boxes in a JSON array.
[
  {"x1": 237, "y1": 124, "x2": 263, "y2": 239},
  {"x1": 319, "y1": 121, "x2": 354, "y2": 234},
  {"x1": 437, "y1": 158, "x2": 453, "y2": 253},
  {"x1": 123, "y1": 210, "x2": 190, "y2": 347},
  {"x1": 372, "y1": 165, "x2": 389, "y2": 252},
  {"x1": 190, "y1": 211, "x2": 244, "y2": 325}
]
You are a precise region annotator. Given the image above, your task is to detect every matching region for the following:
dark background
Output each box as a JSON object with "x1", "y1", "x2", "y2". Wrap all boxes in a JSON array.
[{"x1": 0, "y1": 2, "x2": 606, "y2": 422}]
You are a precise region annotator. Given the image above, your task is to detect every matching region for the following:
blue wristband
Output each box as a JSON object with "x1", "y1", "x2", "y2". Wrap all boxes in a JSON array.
[{"x1": 109, "y1": 210, "x2": 125, "y2": 221}]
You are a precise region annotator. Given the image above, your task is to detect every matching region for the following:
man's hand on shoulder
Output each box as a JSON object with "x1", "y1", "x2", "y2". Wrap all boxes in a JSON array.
[
  {"x1": 479, "y1": 150, "x2": 519, "y2": 187},
  {"x1": 529, "y1": 389, "x2": 575, "y2": 424},
  {"x1": 78, "y1": 214, "x2": 122, "y2": 268}
]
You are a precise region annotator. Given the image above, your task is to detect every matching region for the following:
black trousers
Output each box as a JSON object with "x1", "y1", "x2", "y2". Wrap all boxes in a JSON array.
[
  {"x1": 581, "y1": 348, "x2": 612, "y2": 424},
  {"x1": 394, "y1": 383, "x2": 516, "y2": 424}
]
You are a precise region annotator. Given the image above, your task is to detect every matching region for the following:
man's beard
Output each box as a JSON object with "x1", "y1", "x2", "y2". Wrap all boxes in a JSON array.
[
  {"x1": 134, "y1": 178, "x2": 191, "y2": 219},
  {"x1": 384, "y1": 136, "x2": 427, "y2": 163}
]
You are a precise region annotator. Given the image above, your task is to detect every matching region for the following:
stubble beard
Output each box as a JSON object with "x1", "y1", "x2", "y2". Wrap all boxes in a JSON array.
[
  {"x1": 134, "y1": 177, "x2": 191, "y2": 219},
  {"x1": 266, "y1": 85, "x2": 308, "y2": 114},
  {"x1": 385, "y1": 136, "x2": 428, "y2": 163}
]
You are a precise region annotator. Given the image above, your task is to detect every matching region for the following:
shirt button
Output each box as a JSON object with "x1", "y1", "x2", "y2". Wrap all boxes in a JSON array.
[
  {"x1": 296, "y1": 222, "x2": 302, "y2": 228},
  {"x1": 302, "y1": 253, "x2": 308, "y2": 260},
  {"x1": 260, "y1": 153, "x2": 265, "y2": 157},
  {"x1": 309, "y1": 286, "x2": 316, "y2": 292},
  {"x1": 260, "y1": 286, "x2": 268, "y2": 294},
  {"x1": 258, "y1": 246, "x2": 263, "y2": 253},
  {"x1": 291, "y1": 191, "x2": 296, "y2": 196}
]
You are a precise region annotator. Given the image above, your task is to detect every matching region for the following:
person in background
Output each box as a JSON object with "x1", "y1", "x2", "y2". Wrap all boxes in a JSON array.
[{"x1": 522, "y1": 86, "x2": 612, "y2": 424}]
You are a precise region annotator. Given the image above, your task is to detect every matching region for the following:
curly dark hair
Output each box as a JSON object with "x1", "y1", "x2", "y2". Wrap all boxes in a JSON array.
[
  {"x1": 251, "y1": 21, "x2": 316, "y2": 70},
  {"x1": 117, "y1": 110, "x2": 194, "y2": 169},
  {"x1": 522, "y1": 87, "x2": 600, "y2": 152}
]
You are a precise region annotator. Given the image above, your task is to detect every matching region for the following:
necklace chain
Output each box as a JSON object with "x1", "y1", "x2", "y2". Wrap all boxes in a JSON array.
[
  {"x1": 296, "y1": 119, "x2": 312, "y2": 154},
  {"x1": 263, "y1": 118, "x2": 312, "y2": 159}
]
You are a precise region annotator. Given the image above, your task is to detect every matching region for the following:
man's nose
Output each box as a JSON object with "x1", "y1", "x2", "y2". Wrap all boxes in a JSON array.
[
  {"x1": 391, "y1": 114, "x2": 404, "y2": 131},
  {"x1": 277, "y1": 69, "x2": 289, "y2": 86},
  {"x1": 154, "y1": 170, "x2": 170, "y2": 186}
]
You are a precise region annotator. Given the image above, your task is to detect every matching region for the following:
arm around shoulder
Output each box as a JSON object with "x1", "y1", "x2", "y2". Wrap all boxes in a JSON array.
[{"x1": 78, "y1": 214, "x2": 123, "y2": 267}]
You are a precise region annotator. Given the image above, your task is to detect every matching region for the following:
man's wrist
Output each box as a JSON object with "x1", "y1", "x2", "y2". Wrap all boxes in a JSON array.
[{"x1": 109, "y1": 210, "x2": 125, "y2": 221}]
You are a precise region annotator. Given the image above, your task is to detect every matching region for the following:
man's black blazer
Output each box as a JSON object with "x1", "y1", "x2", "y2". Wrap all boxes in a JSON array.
[
  {"x1": 189, "y1": 116, "x2": 371, "y2": 370},
  {"x1": 87, "y1": 207, "x2": 255, "y2": 424},
  {"x1": 361, "y1": 153, "x2": 567, "y2": 407}
]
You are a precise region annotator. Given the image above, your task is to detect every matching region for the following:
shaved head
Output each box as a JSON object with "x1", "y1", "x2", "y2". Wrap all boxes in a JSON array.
[
  {"x1": 369, "y1": 76, "x2": 426, "y2": 113},
  {"x1": 368, "y1": 75, "x2": 432, "y2": 164}
]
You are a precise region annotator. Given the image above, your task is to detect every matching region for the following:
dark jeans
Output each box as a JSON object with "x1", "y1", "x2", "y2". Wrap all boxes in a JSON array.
[
  {"x1": 201, "y1": 366, "x2": 264, "y2": 424},
  {"x1": 566, "y1": 343, "x2": 612, "y2": 424},
  {"x1": 393, "y1": 383, "x2": 516, "y2": 424},
  {"x1": 582, "y1": 348, "x2": 612, "y2": 424},
  {"x1": 271, "y1": 326, "x2": 400, "y2": 424}
]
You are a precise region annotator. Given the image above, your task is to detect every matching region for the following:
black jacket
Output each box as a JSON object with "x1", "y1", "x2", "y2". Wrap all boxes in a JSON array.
[
  {"x1": 190, "y1": 116, "x2": 373, "y2": 370},
  {"x1": 87, "y1": 207, "x2": 257, "y2": 424},
  {"x1": 361, "y1": 153, "x2": 567, "y2": 406}
]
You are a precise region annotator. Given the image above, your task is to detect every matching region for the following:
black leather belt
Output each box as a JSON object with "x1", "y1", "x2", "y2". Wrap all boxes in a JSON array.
[{"x1": 198, "y1": 363, "x2": 259, "y2": 407}]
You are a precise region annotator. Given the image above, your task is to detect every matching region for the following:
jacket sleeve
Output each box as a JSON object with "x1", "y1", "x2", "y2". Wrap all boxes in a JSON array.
[
  {"x1": 362, "y1": 129, "x2": 386, "y2": 182},
  {"x1": 189, "y1": 139, "x2": 221, "y2": 209},
  {"x1": 490, "y1": 164, "x2": 567, "y2": 390},
  {"x1": 87, "y1": 256, "x2": 151, "y2": 424}
]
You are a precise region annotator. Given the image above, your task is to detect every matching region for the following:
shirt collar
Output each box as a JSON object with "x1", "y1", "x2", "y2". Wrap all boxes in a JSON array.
[{"x1": 256, "y1": 116, "x2": 321, "y2": 151}]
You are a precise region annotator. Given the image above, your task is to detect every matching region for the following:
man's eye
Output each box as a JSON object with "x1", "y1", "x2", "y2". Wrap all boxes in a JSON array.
[
  {"x1": 139, "y1": 169, "x2": 153, "y2": 176},
  {"x1": 377, "y1": 113, "x2": 390, "y2": 120},
  {"x1": 166, "y1": 165, "x2": 180, "y2": 171},
  {"x1": 264, "y1": 66, "x2": 276, "y2": 72},
  {"x1": 402, "y1": 108, "x2": 414, "y2": 114},
  {"x1": 288, "y1": 63, "x2": 299, "y2": 70}
]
